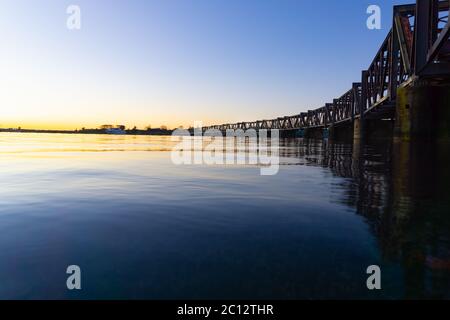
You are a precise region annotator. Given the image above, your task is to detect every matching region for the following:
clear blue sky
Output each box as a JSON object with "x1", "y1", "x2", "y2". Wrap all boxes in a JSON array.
[{"x1": 0, "y1": 0, "x2": 407, "y2": 129}]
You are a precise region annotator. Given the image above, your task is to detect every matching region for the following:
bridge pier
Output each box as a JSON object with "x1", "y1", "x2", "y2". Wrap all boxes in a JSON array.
[
  {"x1": 366, "y1": 119, "x2": 395, "y2": 141},
  {"x1": 352, "y1": 118, "x2": 394, "y2": 142},
  {"x1": 280, "y1": 129, "x2": 299, "y2": 138},
  {"x1": 353, "y1": 118, "x2": 364, "y2": 141},
  {"x1": 395, "y1": 79, "x2": 450, "y2": 141},
  {"x1": 329, "y1": 123, "x2": 354, "y2": 141},
  {"x1": 304, "y1": 127, "x2": 326, "y2": 140}
]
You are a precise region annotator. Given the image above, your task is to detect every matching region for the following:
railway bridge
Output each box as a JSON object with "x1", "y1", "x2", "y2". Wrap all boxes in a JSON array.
[{"x1": 203, "y1": 0, "x2": 450, "y2": 142}]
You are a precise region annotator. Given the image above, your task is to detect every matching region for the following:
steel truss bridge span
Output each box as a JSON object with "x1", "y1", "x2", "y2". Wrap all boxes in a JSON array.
[{"x1": 203, "y1": 1, "x2": 450, "y2": 133}]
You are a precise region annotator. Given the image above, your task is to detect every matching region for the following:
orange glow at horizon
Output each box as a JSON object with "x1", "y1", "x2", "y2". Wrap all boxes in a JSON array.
[{"x1": 0, "y1": 117, "x2": 229, "y2": 131}]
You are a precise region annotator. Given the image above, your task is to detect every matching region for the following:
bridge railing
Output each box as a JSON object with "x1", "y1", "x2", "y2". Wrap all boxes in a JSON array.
[{"x1": 333, "y1": 88, "x2": 357, "y2": 124}]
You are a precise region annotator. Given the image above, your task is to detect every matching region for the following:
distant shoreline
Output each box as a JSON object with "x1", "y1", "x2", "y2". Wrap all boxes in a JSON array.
[{"x1": 0, "y1": 128, "x2": 175, "y2": 136}]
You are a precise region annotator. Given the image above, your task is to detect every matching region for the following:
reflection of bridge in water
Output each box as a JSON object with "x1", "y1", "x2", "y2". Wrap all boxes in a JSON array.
[
  {"x1": 277, "y1": 138, "x2": 450, "y2": 298},
  {"x1": 200, "y1": 0, "x2": 450, "y2": 298},
  {"x1": 204, "y1": 1, "x2": 450, "y2": 142}
]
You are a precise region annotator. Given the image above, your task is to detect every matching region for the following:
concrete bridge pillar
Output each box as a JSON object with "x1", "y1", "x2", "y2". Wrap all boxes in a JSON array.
[
  {"x1": 323, "y1": 127, "x2": 330, "y2": 139},
  {"x1": 304, "y1": 128, "x2": 325, "y2": 140},
  {"x1": 296, "y1": 128, "x2": 305, "y2": 138},
  {"x1": 395, "y1": 79, "x2": 450, "y2": 141},
  {"x1": 353, "y1": 118, "x2": 364, "y2": 141},
  {"x1": 353, "y1": 118, "x2": 394, "y2": 142},
  {"x1": 328, "y1": 126, "x2": 335, "y2": 140},
  {"x1": 329, "y1": 123, "x2": 354, "y2": 141}
]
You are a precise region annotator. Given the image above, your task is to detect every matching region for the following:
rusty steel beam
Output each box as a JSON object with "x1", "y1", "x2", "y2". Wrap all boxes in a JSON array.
[{"x1": 394, "y1": 15, "x2": 413, "y2": 75}]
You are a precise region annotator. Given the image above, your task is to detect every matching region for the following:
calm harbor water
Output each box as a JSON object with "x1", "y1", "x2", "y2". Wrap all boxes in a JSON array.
[{"x1": 0, "y1": 132, "x2": 449, "y2": 299}]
